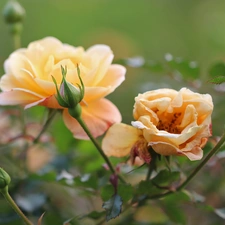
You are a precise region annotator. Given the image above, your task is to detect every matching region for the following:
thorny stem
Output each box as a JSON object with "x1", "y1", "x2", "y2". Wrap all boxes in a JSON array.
[
  {"x1": 76, "y1": 116, "x2": 126, "y2": 184},
  {"x1": 1, "y1": 188, "x2": 33, "y2": 225}
]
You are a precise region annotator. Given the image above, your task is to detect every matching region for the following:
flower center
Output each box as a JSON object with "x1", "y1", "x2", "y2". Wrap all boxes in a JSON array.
[{"x1": 157, "y1": 112, "x2": 182, "y2": 134}]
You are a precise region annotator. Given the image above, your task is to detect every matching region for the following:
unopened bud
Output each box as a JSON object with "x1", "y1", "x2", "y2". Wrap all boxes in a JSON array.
[
  {"x1": 52, "y1": 65, "x2": 85, "y2": 112},
  {"x1": 3, "y1": 0, "x2": 25, "y2": 24},
  {"x1": 0, "y1": 168, "x2": 11, "y2": 191}
]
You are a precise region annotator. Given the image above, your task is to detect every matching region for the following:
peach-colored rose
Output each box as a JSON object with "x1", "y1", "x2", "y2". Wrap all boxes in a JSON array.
[
  {"x1": 102, "y1": 88, "x2": 213, "y2": 161},
  {"x1": 0, "y1": 37, "x2": 126, "y2": 139}
]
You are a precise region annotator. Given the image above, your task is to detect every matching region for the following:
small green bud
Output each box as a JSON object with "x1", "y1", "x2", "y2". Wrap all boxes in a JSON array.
[
  {"x1": 3, "y1": 0, "x2": 25, "y2": 24},
  {"x1": 52, "y1": 65, "x2": 85, "y2": 110},
  {"x1": 0, "y1": 168, "x2": 11, "y2": 191}
]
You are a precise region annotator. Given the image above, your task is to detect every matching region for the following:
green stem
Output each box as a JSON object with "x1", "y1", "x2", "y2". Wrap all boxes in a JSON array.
[
  {"x1": 13, "y1": 33, "x2": 21, "y2": 50},
  {"x1": 145, "y1": 149, "x2": 158, "y2": 181},
  {"x1": 76, "y1": 116, "x2": 126, "y2": 183},
  {"x1": 33, "y1": 109, "x2": 58, "y2": 144},
  {"x1": 1, "y1": 188, "x2": 33, "y2": 225},
  {"x1": 145, "y1": 159, "x2": 155, "y2": 181}
]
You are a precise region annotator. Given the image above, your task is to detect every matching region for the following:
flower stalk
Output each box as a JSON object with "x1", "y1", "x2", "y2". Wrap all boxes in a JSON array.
[
  {"x1": 0, "y1": 168, "x2": 33, "y2": 225},
  {"x1": 53, "y1": 65, "x2": 126, "y2": 183},
  {"x1": 3, "y1": 0, "x2": 25, "y2": 50},
  {"x1": 75, "y1": 116, "x2": 126, "y2": 183}
]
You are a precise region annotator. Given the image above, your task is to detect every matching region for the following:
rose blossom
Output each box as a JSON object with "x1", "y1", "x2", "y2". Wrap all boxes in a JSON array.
[
  {"x1": 102, "y1": 88, "x2": 213, "y2": 161},
  {"x1": 0, "y1": 37, "x2": 126, "y2": 139}
]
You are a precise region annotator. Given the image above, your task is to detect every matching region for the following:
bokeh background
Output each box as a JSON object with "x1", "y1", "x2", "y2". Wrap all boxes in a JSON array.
[
  {"x1": 1, "y1": 0, "x2": 225, "y2": 133},
  {"x1": 0, "y1": 0, "x2": 225, "y2": 225}
]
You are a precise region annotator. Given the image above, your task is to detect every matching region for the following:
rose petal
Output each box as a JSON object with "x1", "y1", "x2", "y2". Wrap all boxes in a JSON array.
[
  {"x1": 150, "y1": 142, "x2": 179, "y2": 156},
  {"x1": 150, "y1": 141, "x2": 203, "y2": 161},
  {"x1": 85, "y1": 45, "x2": 114, "y2": 85},
  {"x1": 135, "y1": 115, "x2": 203, "y2": 146},
  {"x1": 97, "y1": 65, "x2": 126, "y2": 91},
  {"x1": 84, "y1": 87, "x2": 114, "y2": 102},
  {"x1": 39, "y1": 95, "x2": 62, "y2": 109},
  {"x1": 102, "y1": 123, "x2": 141, "y2": 157},
  {"x1": 63, "y1": 98, "x2": 121, "y2": 140},
  {"x1": 0, "y1": 90, "x2": 44, "y2": 106},
  {"x1": 179, "y1": 147, "x2": 203, "y2": 160},
  {"x1": 83, "y1": 65, "x2": 126, "y2": 102}
]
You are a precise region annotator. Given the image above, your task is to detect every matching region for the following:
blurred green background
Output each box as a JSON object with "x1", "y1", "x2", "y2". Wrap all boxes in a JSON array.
[
  {"x1": 0, "y1": 1, "x2": 225, "y2": 224},
  {"x1": 1, "y1": 0, "x2": 225, "y2": 134}
]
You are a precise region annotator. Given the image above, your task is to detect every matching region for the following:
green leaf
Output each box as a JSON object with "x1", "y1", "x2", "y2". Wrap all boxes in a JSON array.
[
  {"x1": 161, "y1": 192, "x2": 189, "y2": 224},
  {"x1": 208, "y1": 76, "x2": 225, "y2": 84},
  {"x1": 102, "y1": 194, "x2": 122, "y2": 221},
  {"x1": 30, "y1": 171, "x2": 56, "y2": 182},
  {"x1": 209, "y1": 62, "x2": 225, "y2": 77},
  {"x1": 152, "y1": 169, "x2": 180, "y2": 187},
  {"x1": 101, "y1": 184, "x2": 114, "y2": 201},
  {"x1": 101, "y1": 183, "x2": 133, "y2": 203},
  {"x1": 137, "y1": 180, "x2": 163, "y2": 196},
  {"x1": 118, "y1": 183, "x2": 134, "y2": 203}
]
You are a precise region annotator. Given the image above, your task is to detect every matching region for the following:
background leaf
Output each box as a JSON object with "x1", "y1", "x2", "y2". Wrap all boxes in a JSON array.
[
  {"x1": 208, "y1": 76, "x2": 225, "y2": 84},
  {"x1": 102, "y1": 194, "x2": 123, "y2": 221}
]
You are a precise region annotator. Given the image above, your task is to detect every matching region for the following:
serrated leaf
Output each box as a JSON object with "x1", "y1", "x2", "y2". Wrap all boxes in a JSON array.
[
  {"x1": 102, "y1": 194, "x2": 122, "y2": 221},
  {"x1": 208, "y1": 76, "x2": 225, "y2": 84}
]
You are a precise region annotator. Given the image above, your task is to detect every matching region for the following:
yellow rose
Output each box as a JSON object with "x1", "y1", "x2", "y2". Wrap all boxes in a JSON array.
[
  {"x1": 0, "y1": 37, "x2": 126, "y2": 139},
  {"x1": 102, "y1": 88, "x2": 213, "y2": 161}
]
